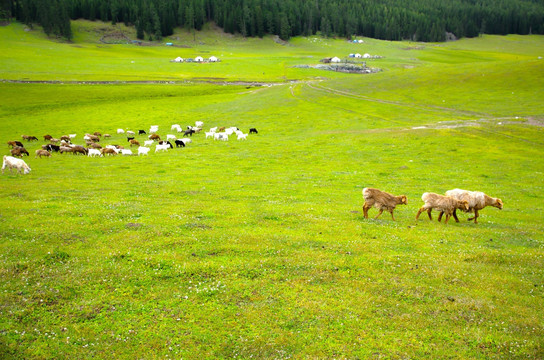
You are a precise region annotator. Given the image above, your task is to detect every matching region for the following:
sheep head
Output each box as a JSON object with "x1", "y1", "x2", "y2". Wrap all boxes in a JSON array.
[
  {"x1": 398, "y1": 195, "x2": 408, "y2": 205},
  {"x1": 458, "y1": 200, "x2": 470, "y2": 212},
  {"x1": 495, "y1": 198, "x2": 503, "y2": 210}
]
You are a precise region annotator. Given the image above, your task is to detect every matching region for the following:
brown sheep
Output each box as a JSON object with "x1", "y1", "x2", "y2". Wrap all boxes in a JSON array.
[
  {"x1": 441, "y1": 189, "x2": 503, "y2": 224},
  {"x1": 89, "y1": 143, "x2": 102, "y2": 149},
  {"x1": 362, "y1": 187, "x2": 408, "y2": 221},
  {"x1": 149, "y1": 134, "x2": 161, "y2": 141},
  {"x1": 60, "y1": 146, "x2": 74, "y2": 154},
  {"x1": 10, "y1": 146, "x2": 29, "y2": 157},
  {"x1": 93, "y1": 132, "x2": 102, "y2": 137},
  {"x1": 35, "y1": 149, "x2": 51, "y2": 158},
  {"x1": 60, "y1": 135, "x2": 71, "y2": 142},
  {"x1": 129, "y1": 139, "x2": 140, "y2": 147},
  {"x1": 103, "y1": 134, "x2": 111, "y2": 138},
  {"x1": 43, "y1": 135, "x2": 53, "y2": 141},
  {"x1": 72, "y1": 145, "x2": 87, "y2": 155},
  {"x1": 415, "y1": 192, "x2": 469, "y2": 224},
  {"x1": 101, "y1": 148, "x2": 117, "y2": 156}
]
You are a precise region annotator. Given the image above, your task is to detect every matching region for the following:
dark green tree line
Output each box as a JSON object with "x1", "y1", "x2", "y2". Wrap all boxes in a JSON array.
[{"x1": 5, "y1": 0, "x2": 544, "y2": 41}]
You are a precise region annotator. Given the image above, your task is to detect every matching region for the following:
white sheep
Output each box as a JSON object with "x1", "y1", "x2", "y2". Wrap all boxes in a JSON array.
[
  {"x1": 149, "y1": 125, "x2": 159, "y2": 133},
  {"x1": 209, "y1": 127, "x2": 218, "y2": 133},
  {"x1": 214, "y1": 133, "x2": 228, "y2": 141},
  {"x1": 237, "y1": 133, "x2": 248, "y2": 140},
  {"x1": 87, "y1": 148, "x2": 103, "y2": 157},
  {"x1": 117, "y1": 129, "x2": 125, "y2": 134},
  {"x1": 144, "y1": 140, "x2": 154, "y2": 146},
  {"x1": 126, "y1": 130, "x2": 135, "y2": 136},
  {"x1": 195, "y1": 121, "x2": 204, "y2": 128},
  {"x1": 166, "y1": 134, "x2": 177, "y2": 141},
  {"x1": 416, "y1": 192, "x2": 469, "y2": 224},
  {"x1": 155, "y1": 143, "x2": 170, "y2": 153},
  {"x1": 2, "y1": 155, "x2": 31, "y2": 175},
  {"x1": 121, "y1": 149, "x2": 133, "y2": 156},
  {"x1": 69, "y1": 134, "x2": 76, "y2": 139},
  {"x1": 205, "y1": 132, "x2": 214, "y2": 139},
  {"x1": 444, "y1": 189, "x2": 503, "y2": 223},
  {"x1": 180, "y1": 138, "x2": 192, "y2": 144},
  {"x1": 138, "y1": 146, "x2": 150, "y2": 156},
  {"x1": 105, "y1": 145, "x2": 121, "y2": 154},
  {"x1": 171, "y1": 124, "x2": 181, "y2": 131}
]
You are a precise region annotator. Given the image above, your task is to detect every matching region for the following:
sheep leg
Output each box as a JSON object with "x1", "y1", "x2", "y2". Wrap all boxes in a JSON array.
[
  {"x1": 415, "y1": 207, "x2": 425, "y2": 221},
  {"x1": 468, "y1": 209, "x2": 479, "y2": 224},
  {"x1": 426, "y1": 209, "x2": 433, "y2": 220},
  {"x1": 388, "y1": 210, "x2": 396, "y2": 221},
  {"x1": 363, "y1": 203, "x2": 370, "y2": 219},
  {"x1": 374, "y1": 209, "x2": 384, "y2": 219},
  {"x1": 444, "y1": 214, "x2": 451, "y2": 224},
  {"x1": 452, "y1": 209, "x2": 460, "y2": 223},
  {"x1": 438, "y1": 211, "x2": 444, "y2": 222}
]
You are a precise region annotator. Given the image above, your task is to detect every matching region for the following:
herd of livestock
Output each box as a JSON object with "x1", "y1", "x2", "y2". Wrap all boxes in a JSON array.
[{"x1": 3, "y1": 123, "x2": 502, "y2": 224}]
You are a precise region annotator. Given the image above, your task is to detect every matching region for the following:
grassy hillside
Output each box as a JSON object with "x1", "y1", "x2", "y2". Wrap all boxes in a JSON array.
[{"x1": 0, "y1": 21, "x2": 543, "y2": 359}]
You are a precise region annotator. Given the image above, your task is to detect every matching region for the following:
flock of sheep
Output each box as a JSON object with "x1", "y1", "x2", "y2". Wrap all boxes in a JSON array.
[
  {"x1": 4, "y1": 126, "x2": 504, "y2": 225},
  {"x1": 362, "y1": 187, "x2": 503, "y2": 224}
]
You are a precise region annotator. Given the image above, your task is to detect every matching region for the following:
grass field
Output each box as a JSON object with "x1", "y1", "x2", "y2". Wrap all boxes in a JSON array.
[{"x1": 1, "y1": 21, "x2": 543, "y2": 359}]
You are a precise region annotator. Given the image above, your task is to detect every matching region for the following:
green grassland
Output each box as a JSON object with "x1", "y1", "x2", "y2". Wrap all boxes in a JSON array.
[{"x1": 1, "y1": 21, "x2": 543, "y2": 359}]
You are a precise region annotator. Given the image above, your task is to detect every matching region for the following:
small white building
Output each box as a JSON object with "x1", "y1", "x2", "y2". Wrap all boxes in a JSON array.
[
  {"x1": 173, "y1": 57, "x2": 184, "y2": 62},
  {"x1": 331, "y1": 56, "x2": 341, "y2": 63},
  {"x1": 363, "y1": 53, "x2": 371, "y2": 58},
  {"x1": 195, "y1": 56, "x2": 204, "y2": 62},
  {"x1": 209, "y1": 56, "x2": 218, "y2": 62},
  {"x1": 354, "y1": 53, "x2": 362, "y2": 58}
]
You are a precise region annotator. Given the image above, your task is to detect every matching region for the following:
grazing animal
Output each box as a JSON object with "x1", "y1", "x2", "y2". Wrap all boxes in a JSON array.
[
  {"x1": 149, "y1": 134, "x2": 161, "y2": 141},
  {"x1": 72, "y1": 145, "x2": 87, "y2": 155},
  {"x1": 205, "y1": 132, "x2": 214, "y2": 139},
  {"x1": 87, "y1": 148, "x2": 103, "y2": 157},
  {"x1": 213, "y1": 133, "x2": 227, "y2": 141},
  {"x1": 60, "y1": 135, "x2": 71, "y2": 142},
  {"x1": 103, "y1": 134, "x2": 111, "y2": 138},
  {"x1": 43, "y1": 144, "x2": 60, "y2": 152},
  {"x1": 138, "y1": 146, "x2": 150, "y2": 156},
  {"x1": 89, "y1": 143, "x2": 102, "y2": 149},
  {"x1": 101, "y1": 148, "x2": 117, "y2": 156},
  {"x1": 49, "y1": 138, "x2": 60, "y2": 144},
  {"x1": 117, "y1": 129, "x2": 125, "y2": 134},
  {"x1": 175, "y1": 139, "x2": 186, "y2": 147},
  {"x1": 121, "y1": 149, "x2": 133, "y2": 156},
  {"x1": 43, "y1": 135, "x2": 53, "y2": 141},
  {"x1": 155, "y1": 143, "x2": 170, "y2": 153},
  {"x1": 93, "y1": 132, "x2": 102, "y2": 137},
  {"x1": 126, "y1": 130, "x2": 135, "y2": 136},
  {"x1": 415, "y1": 192, "x2": 469, "y2": 224},
  {"x1": 183, "y1": 129, "x2": 195, "y2": 137},
  {"x1": 362, "y1": 187, "x2": 408, "y2": 221},
  {"x1": 60, "y1": 146, "x2": 74, "y2": 154},
  {"x1": 159, "y1": 140, "x2": 173, "y2": 148},
  {"x1": 144, "y1": 140, "x2": 154, "y2": 147},
  {"x1": 149, "y1": 125, "x2": 159, "y2": 133},
  {"x1": 209, "y1": 127, "x2": 218, "y2": 133},
  {"x1": 249, "y1": 128, "x2": 258, "y2": 134},
  {"x1": 69, "y1": 134, "x2": 77, "y2": 139},
  {"x1": 2, "y1": 156, "x2": 31, "y2": 175},
  {"x1": 127, "y1": 136, "x2": 135, "y2": 142},
  {"x1": 237, "y1": 133, "x2": 248, "y2": 140},
  {"x1": 10, "y1": 147, "x2": 29, "y2": 157},
  {"x1": 8, "y1": 141, "x2": 24, "y2": 148},
  {"x1": 138, "y1": 130, "x2": 146, "y2": 135},
  {"x1": 442, "y1": 189, "x2": 503, "y2": 224},
  {"x1": 88, "y1": 135, "x2": 100, "y2": 142},
  {"x1": 35, "y1": 149, "x2": 51, "y2": 158},
  {"x1": 129, "y1": 139, "x2": 140, "y2": 147},
  {"x1": 166, "y1": 134, "x2": 177, "y2": 141},
  {"x1": 171, "y1": 124, "x2": 181, "y2": 132},
  {"x1": 218, "y1": 127, "x2": 226, "y2": 132},
  {"x1": 22, "y1": 135, "x2": 38, "y2": 141}
]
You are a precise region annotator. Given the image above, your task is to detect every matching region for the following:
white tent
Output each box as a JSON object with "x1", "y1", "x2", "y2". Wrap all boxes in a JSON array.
[
  {"x1": 363, "y1": 53, "x2": 371, "y2": 58},
  {"x1": 173, "y1": 57, "x2": 184, "y2": 62},
  {"x1": 354, "y1": 53, "x2": 362, "y2": 58},
  {"x1": 209, "y1": 56, "x2": 218, "y2": 62},
  {"x1": 331, "y1": 57, "x2": 341, "y2": 63},
  {"x1": 195, "y1": 56, "x2": 204, "y2": 62}
]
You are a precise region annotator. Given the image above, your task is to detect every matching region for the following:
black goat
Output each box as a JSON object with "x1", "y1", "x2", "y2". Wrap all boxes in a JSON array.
[
  {"x1": 249, "y1": 128, "x2": 258, "y2": 134},
  {"x1": 138, "y1": 130, "x2": 146, "y2": 135},
  {"x1": 175, "y1": 139, "x2": 186, "y2": 148}
]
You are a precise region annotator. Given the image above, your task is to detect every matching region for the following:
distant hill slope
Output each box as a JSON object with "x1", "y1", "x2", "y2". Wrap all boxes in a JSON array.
[{"x1": 4, "y1": 0, "x2": 544, "y2": 42}]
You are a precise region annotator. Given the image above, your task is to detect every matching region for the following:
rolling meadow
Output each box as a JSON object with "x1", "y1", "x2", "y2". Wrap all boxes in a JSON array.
[{"x1": 1, "y1": 21, "x2": 543, "y2": 359}]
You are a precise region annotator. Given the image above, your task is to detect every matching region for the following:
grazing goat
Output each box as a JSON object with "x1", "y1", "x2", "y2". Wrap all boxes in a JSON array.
[
  {"x1": 249, "y1": 128, "x2": 258, "y2": 134},
  {"x1": 43, "y1": 144, "x2": 60, "y2": 152},
  {"x1": 150, "y1": 125, "x2": 159, "y2": 133},
  {"x1": 159, "y1": 141, "x2": 173, "y2": 148},
  {"x1": 237, "y1": 133, "x2": 248, "y2": 140},
  {"x1": 60, "y1": 146, "x2": 73, "y2": 154},
  {"x1": 103, "y1": 134, "x2": 111, "y2": 138},
  {"x1": 101, "y1": 148, "x2": 117, "y2": 156},
  {"x1": 214, "y1": 133, "x2": 227, "y2": 141},
  {"x1": 117, "y1": 129, "x2": 125, "y2": 134},
  {"x1": 121, "y1": 149, "x2": 133, "y2": 156},
  {"x1": 144, "y1": 140, "x2": 154, "y2": 147},
  {"x1": 205, "y1": 131, "x2": 214, "y2": 139},
  {"x1": 89, "y1": 143, "x2": 102, "y2": 149},
  {"x1": 166, "y1": 134, "x2": 177, "y2": 141},
  {"x1": 362, "y1": 187, "x2": 407, "y2": 221},
  {"x1": 184, "y1": 129, "x2": 195, "y2": 137},
  {"x1": 69, "y1": 134, "x2": 77, "y2": 139},
  {"x1": 138, "y1": 130, "x2": 146, "y2": 135},
  {"x1": 2, "y1": 156, "x2": 31, "y2": 175},
  {"x1": 129, "y1": 139, "x2": 140, "y2": 147},
  {"x1": 11, "y1": 146, "x2": 29, "y2": 157},
  {"x1": 195, "y1": 121, "x2": 204, "y2": 128},
  {"x1": 8, "y1": 141, "x2": 24, "y2": 148},
  {"x1": 126, "y1": 130, "x2": 135, "y2": 136},
  {"x1": 22, "y1": 135, "x2": 38, "y2": 141},
  {"x1": 60, "y1": 135, "x2": 71, "y2": 142},
  {"x1": 72, "y1": 145, "x2": 87, "y2": 155},
  {"x1": 149, "y1": 134, "x2": 161, "y2": 141},
  {"x1": 44, "y1": 135, "x2": 53, "y2": 141},
  {"x1": 415, "y1": 192, "x2": 469, "y2": 224},
  {"x1": 155, "y1": 143, "x2": 170, "y2": 153},
  {"x1": 87, "y1": 148, "x2": 102, "y2": 157},
  {"x1": 93, "y1": 132, "x2": 102, "y2": 137},
  {"x1": 175, "y1": 139, "x2": 186, "y2": 147},
  {"x1": 171, "y1": 124, "x2": 181, "y2": 132},
  {"x1": 442, "y1": 189, "x2": 503, "y2": 224},
  {"x1": 35, "y1": 149, "x2": 51, "y2": 158},
  {"x1": 138, "y1": 146, "x2": 150, "y2": 156}
]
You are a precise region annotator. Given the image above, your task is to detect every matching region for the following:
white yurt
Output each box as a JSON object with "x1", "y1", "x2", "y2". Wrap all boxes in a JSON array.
[
  {"x1": 174, "y1": 57, "x2": 184, "y2": 62},
  {"x1": 209, "y1": 56, "x2": 218, "y2": 62},
  {"x1": 354, "y1": 53, "x2": 362, "y2": 58},
  {"x1": 331, "y1": 56, "x2": 341, "y2": 63},
  {"x1": 195, "y1": 56, "x2": 204, "y2": 62}
]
